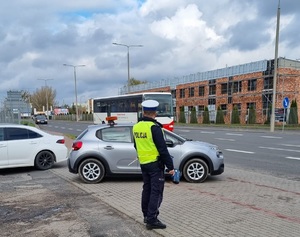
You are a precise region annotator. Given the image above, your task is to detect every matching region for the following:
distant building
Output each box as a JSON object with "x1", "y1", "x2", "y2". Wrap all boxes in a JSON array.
[
  {"x1": 4, "y1": 90, "x2": 31, "y2": 117},
  {"x1": 53, "y1": 108, "x2": 69, "y2": 115},
  {"x1": 122, "y1": 57, "x2": 300, "y2": 124}
]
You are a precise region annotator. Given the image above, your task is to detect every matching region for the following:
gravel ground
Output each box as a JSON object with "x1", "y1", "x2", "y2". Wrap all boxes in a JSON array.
[{"x1": 0, "y1": 164, "x2": 160, "y2": 237}]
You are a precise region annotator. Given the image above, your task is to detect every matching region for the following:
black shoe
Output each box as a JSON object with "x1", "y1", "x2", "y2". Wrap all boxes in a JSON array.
[
  {"x1": 146, "y1": 220, "x2": 166, "y2": 230},
  {"x1": 143, "y1": 217, "x2": 147, "y2": 223}
]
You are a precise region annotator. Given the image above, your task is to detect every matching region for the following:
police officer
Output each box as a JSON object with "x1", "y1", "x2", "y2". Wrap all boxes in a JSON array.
[{"x1": 133, "y1": 100, "x2": 175, "y2": 230}]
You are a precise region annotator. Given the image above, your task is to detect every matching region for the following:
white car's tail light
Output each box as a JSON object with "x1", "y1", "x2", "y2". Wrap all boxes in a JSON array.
[{"x1": 56, "y1": 139, "x2": 65, "y2": 144}]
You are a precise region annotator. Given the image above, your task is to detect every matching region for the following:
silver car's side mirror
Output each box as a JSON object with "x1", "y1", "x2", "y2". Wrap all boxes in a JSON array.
[{"x1": 165, "y1": 139, "x2": 174, "y2": 147}]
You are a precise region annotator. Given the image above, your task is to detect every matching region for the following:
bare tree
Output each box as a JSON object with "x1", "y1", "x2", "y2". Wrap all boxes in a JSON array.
[{"x1": 30, "y1": 87, "x2": 57, "y2": 112}]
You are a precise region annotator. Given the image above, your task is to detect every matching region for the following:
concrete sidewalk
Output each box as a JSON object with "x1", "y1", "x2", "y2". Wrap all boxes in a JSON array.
[{"x1": 51, "y1": 163, "x2": 300, "y2": 237}]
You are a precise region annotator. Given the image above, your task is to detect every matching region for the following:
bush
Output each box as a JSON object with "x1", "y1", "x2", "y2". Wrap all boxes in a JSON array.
[
  {"x1": 288, "y1": 99, "x2": 298, "y2": 124},
  {"x1": 216, "y1": 106, "x2": 225, "y2": 124},
  {"x1": 202, "y1": 106, "x2": 210, "y2": 124},
  {"x1": 248, "y1": 106, "x2": 256, "y2": 124},
  {"x1": 179, "y1": 107, "x2": 186, "y2": 123},
  {"x1": 190, "y1": 107, "x2": 198, "y2": 124},
  {"x1": 231, "y1": 105, "x2": 240, "y2": 124}
]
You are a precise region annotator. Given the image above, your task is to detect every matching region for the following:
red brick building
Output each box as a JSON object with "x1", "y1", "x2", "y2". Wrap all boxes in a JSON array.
[{"x1": 123, "y1": 58, "x2": 300, "y2": 124}]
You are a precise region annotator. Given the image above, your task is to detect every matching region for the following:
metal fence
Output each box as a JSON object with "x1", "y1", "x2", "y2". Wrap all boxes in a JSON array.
[
  {"x1": 52, "y1": 113, "x2": 94, "y2": 122},
  {"x1": 0, "y1": 108, "x2": 22, "y2": 124}
]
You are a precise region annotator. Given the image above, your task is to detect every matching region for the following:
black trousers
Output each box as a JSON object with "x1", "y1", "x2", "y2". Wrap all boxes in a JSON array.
[{"x1": 140, "y1": 161, "x2": 165, "y2": 224}]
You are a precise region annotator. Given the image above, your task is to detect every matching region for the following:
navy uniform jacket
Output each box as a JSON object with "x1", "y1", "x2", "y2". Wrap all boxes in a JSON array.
[{"x1": 133, "y1": 116, "x2": 174, "y2": 171}]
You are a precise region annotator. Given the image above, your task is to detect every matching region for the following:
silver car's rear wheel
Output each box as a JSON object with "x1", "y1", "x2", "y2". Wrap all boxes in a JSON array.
[
  {"x1": 78, "y1": 158, "x2": 105, "y2": 184},
  {"x1": 183, "y1": 158, "x2": 208, "y2": 183}
]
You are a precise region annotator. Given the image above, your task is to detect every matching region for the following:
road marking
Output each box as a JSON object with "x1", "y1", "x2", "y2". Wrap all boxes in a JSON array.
[
  {"x1": 68, "y1": 128, "x2": 73, "y2": 130},
  {"x1": 76, "y1": 129, "x2": 82, "y2": 132},
  {"x1": 215, "y1": 138, "x2": 235, "y2": 141},
  {"x1": 177, "y1": 130, "x2": 190, "y2": 133},
  {"x1": 225, "y1": 149, "x2": 254, "y2": 154},
  {"x1": 286, "y1": 157, "x2": 300, "y2": 161},
  {"x1": 259, "y1": 146, "x2": 300, "y2": 153},
  {"x1": 281, "y1": 144, "x2": 300, "y2": 148},
  {"x1": 260, "y1": 136, "x2": 282, "y2": 139},
  {"x1": 200, "y1": 131, "x2": 215, "y2": 134},
  {"x1": 226, "y1": 133, "x2": 243, "y2": 136}
]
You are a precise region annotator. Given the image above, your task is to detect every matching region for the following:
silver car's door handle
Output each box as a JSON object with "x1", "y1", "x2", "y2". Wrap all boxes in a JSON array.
[{"x1": 104, "y1": 146, "x2": 114, "y2": 150}]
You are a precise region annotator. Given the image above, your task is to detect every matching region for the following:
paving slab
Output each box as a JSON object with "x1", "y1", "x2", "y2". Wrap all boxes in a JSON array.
[{"x1": 51, "y1": 163, "x2": 300, "y2": 237}]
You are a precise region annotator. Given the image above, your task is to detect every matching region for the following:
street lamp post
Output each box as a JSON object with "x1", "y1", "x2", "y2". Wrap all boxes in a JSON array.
[
  {"x1": 270, "y1": 0, "x2": 281, "y2": 132},
  {"x1": 37, "y1": 79, "x2": 53, "y2": 119},
  {"x1": 112, "y1": 42, "x2": 143, "y2": 93},
  {"x1": 63, "y1": 64, "x2": 85, "y2": 122}
]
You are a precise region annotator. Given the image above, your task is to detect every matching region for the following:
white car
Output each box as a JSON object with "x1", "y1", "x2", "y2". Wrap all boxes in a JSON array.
[{"x1": 0, "y1": 124, "x2": 68, "y2": 170}]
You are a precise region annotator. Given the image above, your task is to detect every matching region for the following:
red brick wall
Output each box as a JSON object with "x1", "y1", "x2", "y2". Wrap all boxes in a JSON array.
[{"x1": 132, "y1": 68, "x2": 300, "y2": 124}]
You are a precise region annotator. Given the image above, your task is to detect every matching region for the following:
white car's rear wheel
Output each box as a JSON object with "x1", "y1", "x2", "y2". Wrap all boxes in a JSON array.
[{"x1": 35, "y1": 151, "x2": 55, "y2": 170}]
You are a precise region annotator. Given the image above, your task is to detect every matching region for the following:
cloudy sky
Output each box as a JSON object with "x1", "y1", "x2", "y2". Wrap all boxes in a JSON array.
[{"x1": 1, "y1": 0, "x2": 299, "y2": 106}]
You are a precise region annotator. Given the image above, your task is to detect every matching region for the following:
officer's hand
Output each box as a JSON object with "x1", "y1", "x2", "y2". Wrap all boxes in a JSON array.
[{"x1": 168, "y1": 169, "x2": 175, "y2": 176}]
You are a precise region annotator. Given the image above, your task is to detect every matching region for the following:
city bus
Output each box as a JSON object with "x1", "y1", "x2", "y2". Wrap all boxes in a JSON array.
[{"x1": 93, "y1": 92, "x2": 174, "y2": 131}]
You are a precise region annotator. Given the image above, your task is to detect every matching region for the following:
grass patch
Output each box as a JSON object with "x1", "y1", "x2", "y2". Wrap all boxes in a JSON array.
[
  {"x1": 65, "y1": 134, "x2": 77, "y2": 139},
  {"x1": 21, "y1": 121, "x2": 36, "y2": 127}
]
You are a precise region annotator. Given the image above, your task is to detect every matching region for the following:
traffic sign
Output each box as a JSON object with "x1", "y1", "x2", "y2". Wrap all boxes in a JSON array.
[{"x1": 283, "y1": 97, "x2": 289, "y2": 108}]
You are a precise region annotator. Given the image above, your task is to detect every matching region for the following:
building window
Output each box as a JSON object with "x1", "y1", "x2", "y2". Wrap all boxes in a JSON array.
[
  {"x1": 233, "y1": 81, "x2": 242, "y2": 93},
  {"x1": 209, "y1": 85, "x2": 216, "y2": 95},
  {"x1": 221, "y1": 104, "x2": 227, "y2": 116},
  {"x1": 209, "y1": 79, "x2": 216, "y2": 84},
  {"x1": 198, "y1": 86, "x2": 205, "y2": 96},
  {"x1": 247, "y1": 102, "x2": 256, "y2": 109},
  {"x1": 171, "y1": 90, "x2": 176, "y2": 99},
  {"x1": 248, "y1": 79, "x2": 257, "y2": 91},
  {"x1": 262, "y1": 93, "x2": 272, "y2": 110},
  {"x1": 228, "y1": 97, "x2": 232, "y2": 104},
  {"x1": 264, "y1": 77, "x2": 273, "y2": 90},
  {"x1": 208, "y1": 98, "x2": 216, "y2": 105},
  {"x1": 221, "y1": 83, "x2": 228, "y2": 94},
  {"x1": 188, "y1": 87, "x2": 194, "y2": 97},
  {"x1": 179, "y1": 89, "x2": 185, "y2": 98}
]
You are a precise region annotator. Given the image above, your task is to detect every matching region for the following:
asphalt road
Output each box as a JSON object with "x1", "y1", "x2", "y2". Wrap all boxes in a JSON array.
[{"x1": 175, "y1": 126, "x2": 300, "y2": 181}]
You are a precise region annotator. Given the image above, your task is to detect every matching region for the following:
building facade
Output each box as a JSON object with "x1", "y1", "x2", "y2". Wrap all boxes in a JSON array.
[
  {"x1": 3, "y1": 90, "x2": 31, "y2": 118},
  {"x1": 123, "y1": 58, "x2": 300, "y2": 124}
]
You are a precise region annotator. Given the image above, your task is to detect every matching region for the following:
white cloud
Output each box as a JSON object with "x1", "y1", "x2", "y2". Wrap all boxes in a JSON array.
[{"x1": 0, "y1": 0, "x2": 299, "y2": 105}]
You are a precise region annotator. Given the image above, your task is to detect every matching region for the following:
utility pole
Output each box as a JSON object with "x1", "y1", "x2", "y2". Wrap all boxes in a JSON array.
[{"x1": 270, "y1": 0, "x2": 281, "y2": 132}]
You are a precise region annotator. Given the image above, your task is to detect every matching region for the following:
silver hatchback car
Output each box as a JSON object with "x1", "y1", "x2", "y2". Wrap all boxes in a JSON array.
[{"x1": 68, "y1": 123, "x2": 224, "y2": 184}]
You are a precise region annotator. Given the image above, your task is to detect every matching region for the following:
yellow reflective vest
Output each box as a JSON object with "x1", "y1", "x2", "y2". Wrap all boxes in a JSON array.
[{"x1": 133, "y1": 121, "x2": 160, "y2": 164}]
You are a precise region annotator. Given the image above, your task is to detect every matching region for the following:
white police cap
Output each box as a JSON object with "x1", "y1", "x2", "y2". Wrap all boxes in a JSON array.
[{"x1": 142, "y1": 100, "x2": 159, "y2": 111}]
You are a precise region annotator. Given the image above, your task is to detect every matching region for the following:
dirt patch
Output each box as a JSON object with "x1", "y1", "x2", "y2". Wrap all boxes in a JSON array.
[{"x1": 0, "y1": 167, "x2": 160, "y2": 237}]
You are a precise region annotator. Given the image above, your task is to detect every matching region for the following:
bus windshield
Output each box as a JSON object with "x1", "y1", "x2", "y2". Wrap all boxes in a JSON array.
[{"x1": 143, "y1": 93, "x2": 173, "y2": 117}]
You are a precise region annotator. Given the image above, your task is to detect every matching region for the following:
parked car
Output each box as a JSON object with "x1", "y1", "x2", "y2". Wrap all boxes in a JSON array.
[
  {"x1": 0, "y1": 124, "x2": 68, "y2": 170},
  {"x1": 68, "y1": 121, "x2": 224, "y2": 184},
  {"x1": 35, "y1": 115, "x2": 48, "y2": 124}
]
